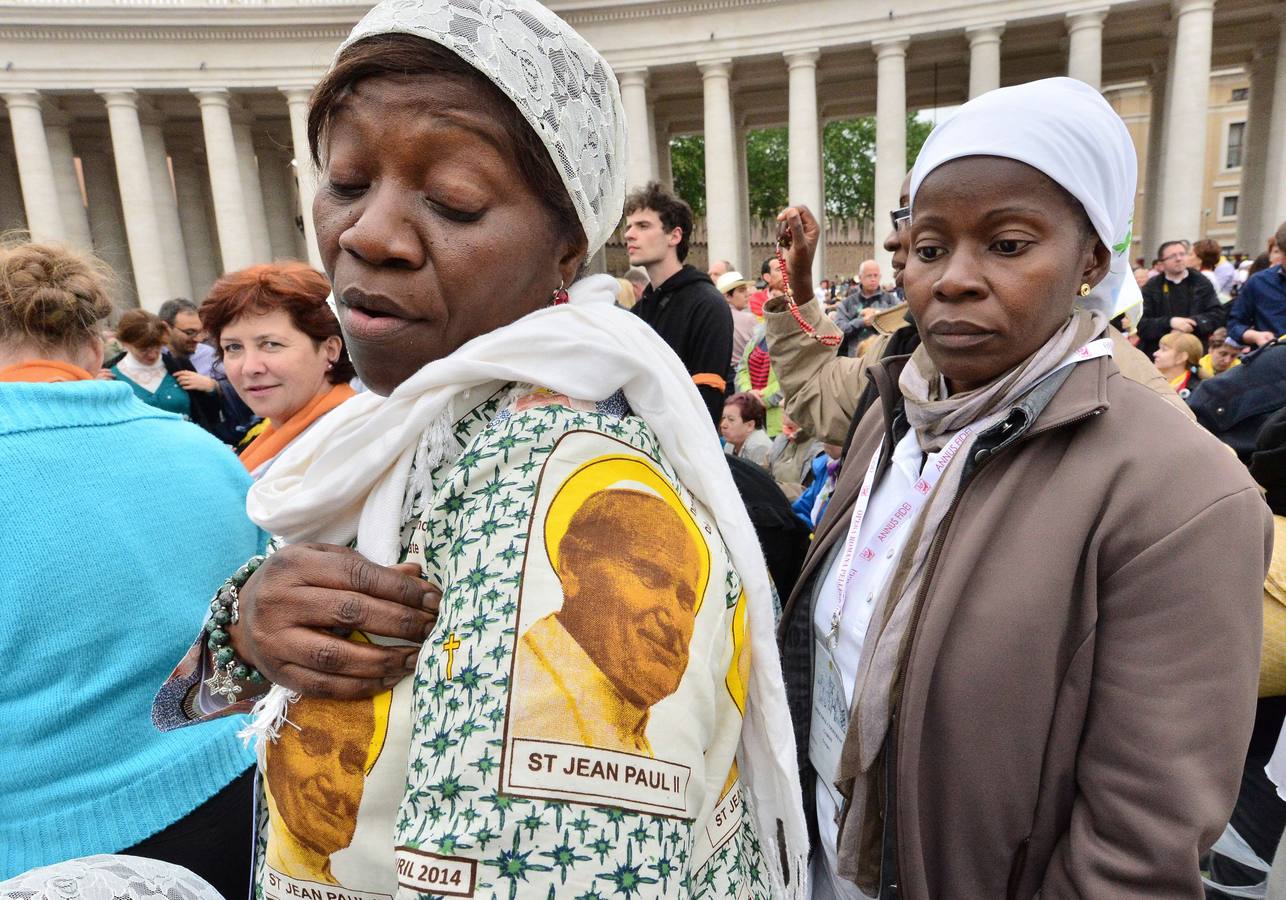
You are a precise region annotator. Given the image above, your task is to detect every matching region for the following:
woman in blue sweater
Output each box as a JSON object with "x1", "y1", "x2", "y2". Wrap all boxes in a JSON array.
[{"x1": 0, "y1": 241, "x2": 264, "y2": 896}]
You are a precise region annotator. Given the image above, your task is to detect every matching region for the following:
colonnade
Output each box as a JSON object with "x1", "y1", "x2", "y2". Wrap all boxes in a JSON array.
[
  {"x1": 616, "y1": 0, "x2": 1276, "y2": 274},
  {"x1": 1, "y1": 0, "x2": 1279, "y2": 303},
  {"x1": 1, "y1": 86, "x2": 321, "y2": 311}
]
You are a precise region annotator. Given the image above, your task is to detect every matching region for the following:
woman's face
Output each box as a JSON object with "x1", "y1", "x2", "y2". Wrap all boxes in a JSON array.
[
  {"x1": 314, "y1": 73, "x2": 583, "y2": 396},
  {"x1": 1152, "y1": 343, "x2": 1186, "y2": 371},
  {"x1": 123, "y1": 342, "x2": 162, "y2": 366},
  {"x1": 220, "y1": 309, "x2": 339, "y2": 423},
  {"x1": 720, "y1": 405, "x2": 755, "y2": 448},
  {"x1": 904, "y1": 157, "x2": 1109, "y2": 393}
]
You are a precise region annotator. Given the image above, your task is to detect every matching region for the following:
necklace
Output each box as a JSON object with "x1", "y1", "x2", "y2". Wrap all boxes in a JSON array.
[{"x1": 775, "y1": 241, "x2": 841, "y2": 348}]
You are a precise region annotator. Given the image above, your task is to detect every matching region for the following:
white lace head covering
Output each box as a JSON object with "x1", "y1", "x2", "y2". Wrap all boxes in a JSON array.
[
  {"x1": 909, "y1": 76, "x2": 1140, "y2": 317},
  {"x1": 338, "y1": 0, "x2": 627, "y2": 258},
  {"x1": 1, "y1": 856, "x2": 222, "y2": 900}
]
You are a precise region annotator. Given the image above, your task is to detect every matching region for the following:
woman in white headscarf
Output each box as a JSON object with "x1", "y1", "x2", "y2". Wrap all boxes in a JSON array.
[
  {"x1": 151, "y1": 1, "x2": 807, "y2": 897},
  {"x1": 772, "y1": 77, "x2": 1271, "y2": 899}
]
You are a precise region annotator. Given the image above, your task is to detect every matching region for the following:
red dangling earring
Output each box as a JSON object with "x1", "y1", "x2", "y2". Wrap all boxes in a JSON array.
[{"x1": 552, "y1": 282, "x2": 569, "y2": 305}]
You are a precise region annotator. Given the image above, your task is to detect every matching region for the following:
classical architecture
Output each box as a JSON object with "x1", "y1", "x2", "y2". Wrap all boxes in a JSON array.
[{"x1": 0, "y1": 0, "x2": 1277, "y2": 309}]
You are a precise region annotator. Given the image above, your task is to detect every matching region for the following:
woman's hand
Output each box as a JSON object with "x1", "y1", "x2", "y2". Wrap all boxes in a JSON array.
[
  {"x1": 175, "y1": 371, "x2": 218, "y2": 393},
  {"x1": 228, "y1": 543, "x2": 441, "y2": 700},
  {"x1": 776, "y1": 205, "x2": 821, "y2": 304}
]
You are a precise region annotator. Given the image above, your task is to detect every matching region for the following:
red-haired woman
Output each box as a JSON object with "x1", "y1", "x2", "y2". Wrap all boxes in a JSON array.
[{"x1": 200, "y1": 262, "x2": 355, "y2": 478}]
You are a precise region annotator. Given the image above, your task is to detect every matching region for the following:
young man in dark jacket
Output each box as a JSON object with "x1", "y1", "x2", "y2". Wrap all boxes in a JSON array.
[
  {"x1": 624, "y1": 182, "x2": 734, "y2": 426},
  {"x1": 1137, "y1": 239, "x2": 1224, "y2": 358}
]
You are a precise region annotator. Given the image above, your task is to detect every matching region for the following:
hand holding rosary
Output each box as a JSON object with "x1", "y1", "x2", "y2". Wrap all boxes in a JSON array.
[{"x1": 776, "y1": 211, "x2": 842, "y2": 348}]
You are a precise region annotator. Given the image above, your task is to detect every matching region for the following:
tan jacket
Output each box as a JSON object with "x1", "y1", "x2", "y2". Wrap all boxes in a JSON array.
[
  {"x1": 764, "y1": 295, "x2": 1194, "y2": 446},
  {"x1": 780, "y1": 351, "x2": 1271, "y2": 898}
]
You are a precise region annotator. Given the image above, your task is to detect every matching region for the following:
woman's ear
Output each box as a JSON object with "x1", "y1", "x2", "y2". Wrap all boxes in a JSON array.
[
  {"x1": 323, "y1": 334, "x2": 342, "y2": 363},
  {"x1": 1084, "y1": 238, "x2": 1112, "y2": 290},
  {"x1": 556, "y1": 231, "x2": 590, "y2": 289}
]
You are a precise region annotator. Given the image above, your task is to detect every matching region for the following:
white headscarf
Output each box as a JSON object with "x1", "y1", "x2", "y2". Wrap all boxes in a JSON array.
[
  {"x1": 339, "y1": 0, "x2": 627, "y2": 257},
  {"x1": 909, "y1": 77, "x2": 1141, "y2": 317}
]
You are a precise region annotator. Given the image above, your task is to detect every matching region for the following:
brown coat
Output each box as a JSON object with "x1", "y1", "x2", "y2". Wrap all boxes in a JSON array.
[{"x1": 781, "y1": 351, "x2": 1271, "y2": 898}]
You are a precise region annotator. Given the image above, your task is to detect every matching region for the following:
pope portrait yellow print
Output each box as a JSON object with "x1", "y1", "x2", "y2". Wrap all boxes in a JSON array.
[{"x1": 510, "y1": 454, "x2": 712, "y2": 757}]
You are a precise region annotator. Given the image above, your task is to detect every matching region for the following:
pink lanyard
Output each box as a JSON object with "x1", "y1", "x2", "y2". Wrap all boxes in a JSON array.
[{"x1": 826, "y1": 337, "x2": 1114, "y2": 648}]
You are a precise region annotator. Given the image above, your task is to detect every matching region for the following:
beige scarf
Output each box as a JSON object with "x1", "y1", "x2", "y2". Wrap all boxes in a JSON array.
[{"x1": 834, "y1": 307, "x2": 1106, "y2": 890}]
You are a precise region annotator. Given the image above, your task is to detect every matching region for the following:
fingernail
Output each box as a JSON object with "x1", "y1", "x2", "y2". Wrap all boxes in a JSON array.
[
  {"x1": 383, "y1": 675, "x2": 401, "y2": 687},
  {"x1": 406, "y1": 653, "x2": 419, "y2": 670},
  {"x1": 424, "y1": 621, "x2": 436, "y2": 640},
  {"x1": 423, "y1": 590, "x2": 440, "y2": 608}
]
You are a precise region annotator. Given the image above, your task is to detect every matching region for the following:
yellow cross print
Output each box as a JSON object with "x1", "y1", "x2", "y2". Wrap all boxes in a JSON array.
[{"x1": 443, "y1": 632, "x2": 462, "y2": 679}]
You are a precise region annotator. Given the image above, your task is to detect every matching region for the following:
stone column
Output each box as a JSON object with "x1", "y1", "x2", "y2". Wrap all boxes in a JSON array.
[
  {"x1": 735, "y1": 120, "x2": 751, "y2": 274},
  {"x1": 966, "y1": 25, "x2": 1004, "y2": 99},
  {"x1": 785, "y1": 49, "x2": 823, "y2": 277},
  {"x1": 1239, "y1": 39, "x2": 1276, "y2": 252},
  {"x1": 655, "y1": 124, "x2": 673, "y2": 191},
  {"x1": 1142, "y1": 60, "x2": 1169, "y2": 260},
  {"x1": 618, "y1": 69, "x2": 657, "y2": 190},
  {"x1": 78, "y1": 142, "x2": 136, "y2": 308},
  {"x1": 98, "y1": 90, "x2": 170, "y2": 312},
  {"x1": 874, "y1": 38, "x2": 909, "y2": 275},
  {"x1": 0, "y1": 135, "x2": 26, "y2": 233},
  {"x1": 646, "y1": 103, "x2": 661, "y2": 180},
  {"x1": 3, "y1": 92, "x2": 65, "y2": 242},
  {"x1": 1263, "y1": 21, "x2": 1286, "y2": 236},
  {"x1": 141, "y1": 121, "x2": 193, "y2": 299},
  {"x1": 256, "y1": 134, "x2": 299, "y2": 260},
  {"x1": 170, "y1": 146, "x2": 220, "y2": 300},
  {"x1": 1155, "y1": 0, "x2": 1216, "y2": 242},
  {"x1": 1066, "y1": 8, "x2": 1109, "y2": 90},
  {"x1": 44, "y1": 118, "x2": 93, "y2": 251},
  {"x1": 194, "y1": 89, "x2": 255, "y2": 273},
  {"x1": 232, "y1": 123, "x2": 272, "y2": 263},
  {"x1": 282, "y1": 87, "x2": 323, "y2": 270},
  {"x1": 699, "y1": 59, "x2": 739, "y2": 270}
]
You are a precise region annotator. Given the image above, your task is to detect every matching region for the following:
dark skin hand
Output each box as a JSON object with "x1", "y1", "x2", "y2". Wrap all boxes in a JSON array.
[
  {"x1": 775, "y1": 172, "x2": 912, "y2": 306},
  {"x1": 774, "y1": 204, "x2": 822, "y2": 305},
  {"x1": 228, "y1": 545, "x2": 441, "y2": 701},
  {"x1": 229, "y1": 71, "x2": 586, "y2": 702},
  {"x1": 904, "y1": 156, "x2": 1110, "y2": 393}
]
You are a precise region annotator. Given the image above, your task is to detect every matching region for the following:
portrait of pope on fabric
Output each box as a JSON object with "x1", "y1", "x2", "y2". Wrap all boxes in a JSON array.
[
  {"x1": 262, "y1": 634, "x2": 392, "y2": 886},
  {"x1": 510, "y1": 454, "x2": 711, "y2": 757}
]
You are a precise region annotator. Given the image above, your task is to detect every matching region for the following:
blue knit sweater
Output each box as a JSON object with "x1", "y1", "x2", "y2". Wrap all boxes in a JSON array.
[{"x1": 0, "y1": 380, "x2": 264, "y2": 875}]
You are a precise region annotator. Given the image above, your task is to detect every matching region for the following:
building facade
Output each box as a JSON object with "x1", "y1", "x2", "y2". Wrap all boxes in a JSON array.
[{"x1": 0, "y1": 0, "x2": 1279, "y2": 310}]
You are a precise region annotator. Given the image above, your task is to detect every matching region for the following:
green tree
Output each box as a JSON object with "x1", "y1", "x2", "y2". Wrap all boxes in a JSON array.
[
  {"x1": 667, "y1": 113, "x2": 933, "y2": 224},
  {"x1": 745, "y1": 127, "x2": 788, "y2": 218},
  {"x1": 822, "y1": 113, "x2": 933, "y2": 221},
  {"x1": 669, "y1": 134, "x2": 706, "y2": 216}
]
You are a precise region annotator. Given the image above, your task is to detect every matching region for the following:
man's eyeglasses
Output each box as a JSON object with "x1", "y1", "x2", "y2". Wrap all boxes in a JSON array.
[
  {"x1": 177, "y1": 328, "x2": 203, "y2": 339},
  {"x1": 1160, "y1": 253, "x2": 1187, "y2": 263},
  {"x1": 890, "y1": 206, "x2": 911, "y2": 232}
]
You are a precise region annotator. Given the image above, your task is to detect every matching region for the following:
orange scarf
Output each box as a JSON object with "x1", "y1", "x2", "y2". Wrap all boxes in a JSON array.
[
  {"x1": 0, "y1": 359, "x2": 94, "y2": 383},
  {"x1": 239, "y1": 382, "x2": 356, "y2": 474}
]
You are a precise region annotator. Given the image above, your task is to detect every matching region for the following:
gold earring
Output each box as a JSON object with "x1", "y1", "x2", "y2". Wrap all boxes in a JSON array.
[{"x1": 1079, "y1": 283, "x2": 1091, "y2": 297}]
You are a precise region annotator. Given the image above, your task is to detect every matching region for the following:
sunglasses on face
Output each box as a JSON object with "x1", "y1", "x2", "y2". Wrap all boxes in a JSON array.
[{"x1": 890, "y1": 206, "x2": 911, "y2": 231}]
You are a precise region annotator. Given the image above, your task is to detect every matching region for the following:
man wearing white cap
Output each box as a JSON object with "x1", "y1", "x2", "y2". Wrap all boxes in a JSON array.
[{"x1": 717, "y1": 270, "x2": 758, "y2": 372}]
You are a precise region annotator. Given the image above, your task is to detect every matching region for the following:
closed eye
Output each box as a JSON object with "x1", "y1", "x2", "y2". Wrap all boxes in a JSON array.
[
  {"x1": 325, "y1": 180, "x2": 367, "y2": 199},
  {"x1": 428, "y1": 200, "x2": 484, "y2": 223}
]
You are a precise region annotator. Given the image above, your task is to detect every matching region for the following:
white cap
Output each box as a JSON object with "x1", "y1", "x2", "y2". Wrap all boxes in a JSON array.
[{"x1": 715, "y1": 271, "x2": 753, "y2": 294}]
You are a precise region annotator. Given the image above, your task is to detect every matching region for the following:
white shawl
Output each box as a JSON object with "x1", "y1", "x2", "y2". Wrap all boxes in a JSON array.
[{"x1": 245, "y1": 273, "x2": 808, "y2": 897}]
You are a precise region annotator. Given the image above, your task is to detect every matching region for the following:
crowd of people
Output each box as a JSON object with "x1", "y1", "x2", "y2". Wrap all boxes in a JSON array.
[{"x1": 1, "y1": 1, "x2": 1285, "y2": 899}]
